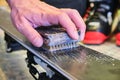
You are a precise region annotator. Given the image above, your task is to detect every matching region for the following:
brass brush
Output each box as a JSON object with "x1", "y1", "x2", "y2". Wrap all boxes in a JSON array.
[{"x1": 36, "y1": 25, "x2": 80, "y2": 52}]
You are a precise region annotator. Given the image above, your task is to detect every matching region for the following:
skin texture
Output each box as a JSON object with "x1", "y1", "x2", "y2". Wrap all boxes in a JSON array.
[{"x1": 7, "y1": 0, "x2": 86, "y2": 47}]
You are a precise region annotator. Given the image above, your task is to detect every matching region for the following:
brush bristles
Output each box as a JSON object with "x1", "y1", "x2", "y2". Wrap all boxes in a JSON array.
[
  {"x1": 42, "y1": 41, "x2": 80, "y2": 52},
  {"x1": 35, "y1": 26, "x2": 81, "y2": 52}
]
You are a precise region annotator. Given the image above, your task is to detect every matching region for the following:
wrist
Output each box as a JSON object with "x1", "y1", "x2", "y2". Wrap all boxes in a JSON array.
[
  {"x1": 6, "y1": 0, "x2": 40, "y2": 9},
  {"x1": 6, "y1": 0, "x2": 21, "y2": 9}
]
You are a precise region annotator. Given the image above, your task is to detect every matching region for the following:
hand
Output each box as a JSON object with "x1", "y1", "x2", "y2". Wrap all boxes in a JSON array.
[{"x1": 7, "y1": 0, "x2": 86, "y2": 47}]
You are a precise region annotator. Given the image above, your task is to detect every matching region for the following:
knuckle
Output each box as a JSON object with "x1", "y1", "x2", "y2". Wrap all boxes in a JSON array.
[
  {"x1": 15, "y1": 21, "x2": 25, "y2": 33},
  {"x1": 16, "y1": 25, "x2": 24, "y2": 33},
  {"x1": 71, "y1": 9, "x2": 79, "y2": 13},
  {"x1": 58, "y1": 12, "x2": 68, "y2": 17}
]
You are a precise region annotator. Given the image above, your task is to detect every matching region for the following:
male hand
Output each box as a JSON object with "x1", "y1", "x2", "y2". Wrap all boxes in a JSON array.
[{"x1": 7, "y1": 0, "x2": 86, "y2": 47}]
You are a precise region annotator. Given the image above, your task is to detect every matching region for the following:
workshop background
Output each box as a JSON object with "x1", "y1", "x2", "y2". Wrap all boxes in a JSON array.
[{"x1": 0, "y1": 0, "x2": 120, "y2": 80}]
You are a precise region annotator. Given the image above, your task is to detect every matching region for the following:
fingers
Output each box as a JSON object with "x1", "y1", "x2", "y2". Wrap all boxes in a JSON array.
[
  {"x1": 24, "y1": 10, "x2": 80, "y2": 40},
  {"x1": 36, "y1": 2, "x2": 85, "y2": 40},
  {"x1": 13, "y1": 16, "x2": 43, "y2": 47},
  {"x1": 61, "y1": 9, "x2": 86, "y2": 40},
  {"x1": 58, "y1": 13, "x2": 79, "y2": 40}
]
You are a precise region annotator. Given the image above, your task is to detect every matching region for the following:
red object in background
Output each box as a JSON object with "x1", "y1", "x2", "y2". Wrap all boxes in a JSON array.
[
  {"x1": 83, "y1": 31, "x2": 108, "y2": 44},
  {"x1": 116, "y1": 33, "x2": 120, "y2": 46}
]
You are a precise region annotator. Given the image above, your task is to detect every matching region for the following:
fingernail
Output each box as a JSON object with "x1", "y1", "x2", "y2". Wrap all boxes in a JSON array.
[
  {"x1": 80, "y1": 36, "x2": 84, "y2": 41},
  {"x1": 73, "y1": 31, "x2": 79, "y2": 40},
  {"x1": 33, "y1": 37, "x2": 43, "y2": 47},
  {"x1": 80, "y1": 32, "x2": 85, "y2": 41}
]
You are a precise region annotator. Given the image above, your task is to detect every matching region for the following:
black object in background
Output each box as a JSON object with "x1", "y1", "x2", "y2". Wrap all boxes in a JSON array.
[{"x1": 42, "y1": 0, "x2": 87, "y2": 16}]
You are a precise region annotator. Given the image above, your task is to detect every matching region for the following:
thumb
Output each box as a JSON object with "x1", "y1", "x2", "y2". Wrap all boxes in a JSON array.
[{"x1": 16, "y1": 17, "x2": 43, "y2": 47}]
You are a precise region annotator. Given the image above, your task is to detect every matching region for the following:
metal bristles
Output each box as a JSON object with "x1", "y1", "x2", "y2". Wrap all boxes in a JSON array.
[
  {"x1": 45, "y1": 41, "x2": 80, "y2": 52},
  {"x1": 35, "y1": 26, "x2": 81, "y2": 52}
]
